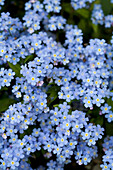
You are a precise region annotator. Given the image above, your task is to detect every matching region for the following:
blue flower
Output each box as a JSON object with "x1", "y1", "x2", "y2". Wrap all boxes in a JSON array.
[
  {"x1": 81, "y1": 129, "x2": 91, "y2": 140},
  {"x1": 101, "y1": 103, "x2": 111, "y2": 114},
  {"x1": 9, "y1": 157, "x2": 19, "y2": 169},
  {"x1": 0, "y1": 159, "x2": 7, "y2": 169},
  {"x1": 105, "y1": 111, "x2": 113, "y2": 122}
]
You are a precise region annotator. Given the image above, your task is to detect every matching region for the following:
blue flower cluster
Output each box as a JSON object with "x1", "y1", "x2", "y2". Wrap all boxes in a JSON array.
[
  {"x1": 43, "y1": 0, "x2": 61, "y2": 13},
  {"x1": 0, "y1": 12, "x2": 23, "y2": 65},
  {"x1": 0, "y1": 100, "x2": 104, "y2": 169},
  {"x1": 23, "y1": 0, "x2": 65, "y2": 34},
  {"x1": 101, "y1": 136, "x2": 113, "y2": 170},
  {"x1": 71, "y1": 0, "x2": 95, "y2": 10},
  {"x1": 71, "y1": 0, "x2": 113, "y2": 12},
  {"x1": 0, "y1": 68, "x2": 15, "y2": 89},
  {"x1": 25, "y1": 0, "x2": 61, "y2": 13},
  {"x1": 0, "y1": 0, "x2": 113, "y2": 169},
  {"x1": 91, "y1": 4, "x2": 104, "y2": 25},
  {"x1": 91, "y1": 4, "x2": 113, "y2": 28},
  {"x1": 100, "y1": 103, "x2": 113, "y2": 122}
]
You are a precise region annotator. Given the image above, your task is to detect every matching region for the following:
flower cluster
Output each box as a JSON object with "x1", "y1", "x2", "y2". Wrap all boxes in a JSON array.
[
  {"x1": 0, "y1": 12, "x2": 23, "y2": 65},
  {"x1": 71, "y1": 0, "x2": 113, "y2": 11},
  {"x1": 71, "y1": 0, "x2": 95, "y2": 10},
  {"x1": 0, "y1": 100, "x2": 104, "y2": 169},
  {"x1": 0, "y1": 68, "x2": 15, "y2": 89},
  {"x1": 101, "y1": 136, "x2": 113, "y2": 170},
  {"x1": 100, "y1": 103, "x2": 113, "y2": 122},
  {"x1": 91, "y1": 4, "x2": 113, "y2": 28},
  {"x1": 0, "y1": 0, "x2": 113, "y2": 169}
]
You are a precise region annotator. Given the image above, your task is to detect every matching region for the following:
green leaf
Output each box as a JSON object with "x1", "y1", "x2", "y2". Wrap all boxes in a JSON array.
[
  {"x1": 106, "y1": 97, "x2": 113, "y2": 111},
  {"x1": 76, "y1": 9, "x2": 90, "y2": 18},
  {"x1": 62, "y1": 3, "x2": 72, "y2": 13},
  {"x1": 19, "y1": 133, "x2": 25, "y2": 139},
  {"x1": 24, "y1": 55, "x2": 34, "y2": 63},
  {"x1": 8, "y1": 62, "x2": 22, "y2": 77},
  {"x1": 41, "y1": 149, "x2": 46, "y2": 155},
  {"x1": 0, "y1": 98, "x2": 15, "y2": 112},
  {"x1": 86, "y1": 109, "x2": 92, "y2": 115},
  {"x1": 90, "y1": 118, "x2": 95, "y2": 123},
  {"x1": 48, "y1": 82, "x2": 55, "y2": 86},
  {"x1": 46, "y1": 86, "x2": 55, "y2": 93},
  {"x1": 47, "y1": 86, "x2": 59, "y2": 105},
  {"x1": 92, "y1": 23, "x2": 98, "y2": 33},
  {"x1": 53, "y1": 104, "x2": 59, "y2": 107},
  {"x1": 48, "y1": 96, "x2": 57, "y2": 105},
  {"x1": 91, "y1": 23, "x2": 100, "y2": 37},
  {"x1": 27, "y1": 159, "x2": 31, "y2": 164},
  {"x1": 0, "y1": 87, "x2": 8, "y2": 91},
  {"x1": 47, "y1": 85, "x2": 60, "y2": 94},
  {"x1": 95, "y1": 116, "x2": 104, "y2": 126},
  {"x1": 106, "y1": 122, "x2": 113, "y2": 136},
  {"x1": 100, "y1": 0, "x2": 112, "y2": 15},
  {"x1": 78, "y1": 19, "x2": 87, "y2": 32}
]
